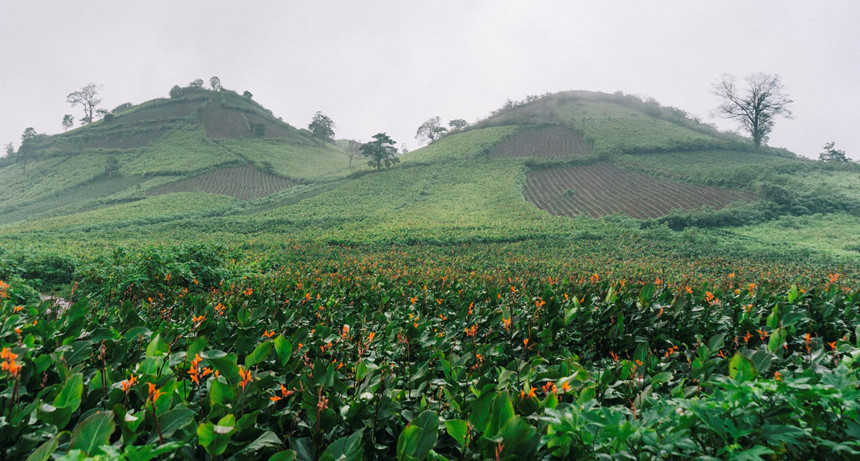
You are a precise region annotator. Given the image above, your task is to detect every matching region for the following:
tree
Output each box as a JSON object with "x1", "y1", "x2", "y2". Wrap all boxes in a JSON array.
[
  {"x1": 819, "y1": 142, "x2": 851, "y2": 163},
  {"x1": 243, "y1": 91, "x2": 253, "y2": 99},
  {"x1": 62, "y1": 114, "x2": 74, "y2": 132},
  {"x1": 3, "y1": 142, "x2": 13, "y2": 159},
  {"x1": 449, "y1": 119, "x2": 468, "y2": 131},
  {"x1": 360, "y1": 133, "x2": 399, "y2": 171},
  {"x1": 210, "y1": 76, "x2": 222, "y2": 91},
  {"x1": 189, "y1": 79, "x2": 204, "y2": 88},
  {"x1": 308, "y1": 112, "x2": 335, "y2": 145},
  {"x1": 344, "y1": 140, "x2": 361, "y2": 169},
  {"x1": 67, "y1": 83, "x2": 103, "y2": 125},
  {"x1": 415, "y1": 116, "x2": 447, "y2": 144},
  {"x1": 711, "y1": 73, "x2": 793, "y2": 148},
  {"x1": 19, "y1": 128, "x2": 38, "y2": 172}
]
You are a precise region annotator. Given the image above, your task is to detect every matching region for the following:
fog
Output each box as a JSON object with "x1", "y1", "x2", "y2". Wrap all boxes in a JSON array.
[{"x1": 1, "y1": 1, "x2": 857, "y2": 159}]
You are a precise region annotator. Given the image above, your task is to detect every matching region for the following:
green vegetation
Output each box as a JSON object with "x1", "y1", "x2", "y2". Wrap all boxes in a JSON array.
[
  {"x1": 0, "y1": 240, "x2": 858, "y2": 459},
  {"x1": 121, "y1": 125, "x2": 241, "y2": 176},
  {"x1": 0, "y1": 88, "x2": 858, "y2": 458}
]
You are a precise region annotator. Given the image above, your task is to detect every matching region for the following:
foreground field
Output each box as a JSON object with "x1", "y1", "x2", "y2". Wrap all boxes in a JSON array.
[{"x1": 0, "y1": 241, "x2": 858, "y2": 460}]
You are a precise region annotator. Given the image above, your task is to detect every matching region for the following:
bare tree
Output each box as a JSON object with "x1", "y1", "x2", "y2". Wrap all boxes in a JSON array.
[
  {"x1": 711, "y1": 73, "x2": 792, "y2": 148},
  {"x1": 67, "y1": 83, "x2": 103, "y2": 125}
]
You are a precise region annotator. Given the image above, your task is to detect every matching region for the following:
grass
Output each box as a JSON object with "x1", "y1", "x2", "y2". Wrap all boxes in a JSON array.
[
  {"x1": 730, "y1": 212, "x2": 860, "y2": 258},
  {"x1": 121, "y1": 125, "x2": 241, "y2": 176},
  {"x1": 217, "y1": 138, "x2": 357, "y2": 180},
  {"x1": 0, "y1": 192, "x2": 237, "y2": 233}
]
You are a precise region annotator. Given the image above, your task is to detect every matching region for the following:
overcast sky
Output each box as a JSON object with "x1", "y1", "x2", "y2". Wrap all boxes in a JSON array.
[{"x1": 1, "y1": 1, "x2": 858, "y2": 159}]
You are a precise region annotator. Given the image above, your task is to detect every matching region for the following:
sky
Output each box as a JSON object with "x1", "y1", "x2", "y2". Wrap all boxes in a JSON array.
[{"x1": 1, "y1": 1, "x2": 858, "y2": 160}]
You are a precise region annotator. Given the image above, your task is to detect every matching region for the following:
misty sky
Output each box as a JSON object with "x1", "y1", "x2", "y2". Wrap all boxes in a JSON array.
[{"x1": 1, "y1": 1, "x2": 858, "y2": 160}]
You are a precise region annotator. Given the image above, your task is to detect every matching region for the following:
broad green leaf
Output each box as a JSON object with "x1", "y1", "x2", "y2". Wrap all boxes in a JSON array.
[
  {"x1": 768, "y1": 327, "x2": 788, "y2": 353},
  {"x1": 210, "y1": 376, "x2": 236, "y2": 406},
  {"x1": 146, "y1": 333, "x2": 169, "y2": 357},
  {"x1": 155, "y1": 408, "x2": 195, "y2": 440},
  {"x1": 650, "y1": 372, "x2": 672, "y2": 386},
  {"x1": 444, "y1": 419, "x2": 470, "y2": 448},
  {"x1": 39, "y1": 373, "x2": 83, "y2": 428},
  {"x1": 319, "y1": 429, "x2": 363, "y2": 461},
  {"x1": 787, "y1": 284, "x2": 799, "y2": 303},
  {"x1": 486, "y1": 393, "x2": 515, "y2": 438},
  {"x1": 246, "y1": 341, "x2": 273, "y2": 368},
  {"x1": 766, "y1": 306, "x2": 779, "y2": 329},
  {"x1": 201, "y1": 350, "x2": 239, "y2": 381},
  {"x1": 274, "y1": 335, "x2": 292, "y2": 366},
  {"x1": 269, "y1": 450, "x2": 298, "y2": 461},
  {"x1": 69, "y1": 411, "x2": 116, "y2": 456},
  {"x1": 239, "y1": 431, "x2": 283, "y2": 455},
  {"x1": 729, "y1": 352, "x2": 757, "y2": 382},
  {"x1": 25, "y1": 436, "x2": 57, "y2": 461},
  {"x1": 397, "y1": 411, "x2": 439, "y2": 461}
]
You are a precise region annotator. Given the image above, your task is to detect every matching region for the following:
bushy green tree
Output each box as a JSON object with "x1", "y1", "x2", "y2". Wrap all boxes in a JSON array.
[
  {"x1": 308, "y1": 112, "x2": 335, "y2": 145},
  {"x1": 62, "y1": 114, "x2": 74, "y2": 132},
  {"x1": 415, "y1": 116, "x2": 447, "y2": 144},
  {"x1": 209, "y1": 76, "x2": 222, "y2": 91},
  {"x1": 360, "y1": 133, "x2": 399, "y2": 171},
  {"x1": 819, "y1": 142, "x2": 850, "y2": 163}
]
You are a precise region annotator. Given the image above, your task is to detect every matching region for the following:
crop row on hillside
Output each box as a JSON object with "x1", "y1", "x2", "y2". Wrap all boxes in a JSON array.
[
  {"x1": 489, "y1": 125, "x2": 593, "y2": 159},
  {"x1": 117, "y1": 99, "x2": 205, "y2": 124},
  {"x1": 0, "y1": 241, "x2": 857, "y2": 459},
  {"x1": 150, "y1": 165, "x2": 297, "y2": 200},
  {"x1": 201, "y1": 104, "x2": 252, "y2": 138},
  {"x1": 218, "y1": 139, "x2": 354, "y2": 180},
  {"x1": 524, "y1": 163, "x2": 757, "y2": 219}
]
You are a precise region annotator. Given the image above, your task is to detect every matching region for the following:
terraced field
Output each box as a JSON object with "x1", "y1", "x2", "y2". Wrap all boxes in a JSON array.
[
  {"x1": 117, "y1": 99, "x2": 204, "y2": 123},
  {"x1": 490, "y1": 125, "x2": 593, "y2": 158},
  {"x1": 524, "y1": 163, "x2": 756, "y2": 218},
  {"x1": 150, "y1": 165, "x2": 296, "y2": 200},
  {"x1": 201, "y1": 104, "x2": 251, "y2": 138}
]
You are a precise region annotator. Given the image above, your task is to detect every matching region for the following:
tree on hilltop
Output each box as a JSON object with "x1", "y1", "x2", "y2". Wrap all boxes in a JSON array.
[
  {"x1": 189, "y1": 79, "x2": 204, "y2": 88},
  {"x1": 210, "y1": 76, "x2": 222, "y2": 92},
  {"x1": 67, "y1": 83, "x2": 102, "y2": 125},
  {"x1": 308, "y1": 112, "x2": 336, "y2": 146},
  {"x1": 449, "y1": 119, "x2": 469, "y2": 131},
  {"x1": 360, "y1": 133, "x2": 399, "y2": 171},
  {"x1": 711, "y1": 73, "x2": 793, "y2": 148},
  {"x1": 415, "y1": 116, "x2": 447, "y2": 144},
  {"x1": 819, "y1": 142, "x2": 851, "y2": 163},
  {"x1": 62, "y1": 114, "x2": 74, "y2": 132}
]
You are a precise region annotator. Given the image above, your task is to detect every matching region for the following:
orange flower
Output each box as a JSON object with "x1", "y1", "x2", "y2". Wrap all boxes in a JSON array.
[
  {"x1": 829, "y1": 273, "x2": 840, "y2": 283},
  {"x1": 244, "y1": 287, "x2": 253, "y2": 296},
  {"x1": 367, "y1": 332, "x2": 375, "y2": 343},
  {"x1": 121, "y1": 374, "x2": 138, "y2": 393},
  {"x1": 465, "y1": 324, "x2": 477, "y2": 337},
  {"x1": 523, "y1": 338, "x2": 529, "y2": 347},
  {"x1": 192, "y1": 314, "x2": 206, "y2": 324},
  {"x1": 147, "y1": 382, "x2": 162, "y2": 402},
  {"x1": 561, "y1": 381, "x2": 571, "y2": 394},
  {"x1": 828, "y1": 341, "x2": 838, "y2": 351},
  {"x1": 774, "y1": 371, "x2": 782, "y2": 381},
  {"x1": 238, "y1": 366, "x2": 253, "y2": 391},
  {"x1": 502, "y1": 317, "x2": 511, "y2": 330},
  {"x1": 262, "y1": 330, "x2": 276, "y2": 339}
]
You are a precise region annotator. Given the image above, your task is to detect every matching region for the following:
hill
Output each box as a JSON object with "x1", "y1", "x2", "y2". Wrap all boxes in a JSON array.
[
  {"x1": 0, "y1": 89, "x2": 858, "y2": 261},
  {"x1": 0, "y1": 87, "x2": 357, "y2": 226}
]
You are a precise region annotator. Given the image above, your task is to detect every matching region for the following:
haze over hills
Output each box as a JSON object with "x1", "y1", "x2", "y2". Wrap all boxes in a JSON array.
[{"x1": 1, "y1": 87, "x2": 858, "y2": 258}]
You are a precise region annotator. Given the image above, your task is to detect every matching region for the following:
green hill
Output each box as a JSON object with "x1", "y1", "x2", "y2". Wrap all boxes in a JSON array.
[
  {"x1": 1, "y1": 89, "x2": 858, "y2": 260},
  {"x1": 0, "y1": 87, "x2": 357, "y2": 226}
]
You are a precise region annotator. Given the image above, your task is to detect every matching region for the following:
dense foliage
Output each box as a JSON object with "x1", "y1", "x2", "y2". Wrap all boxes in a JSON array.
[{"x1": 0, "y1": 242, "x2": 858, "y2": 459}]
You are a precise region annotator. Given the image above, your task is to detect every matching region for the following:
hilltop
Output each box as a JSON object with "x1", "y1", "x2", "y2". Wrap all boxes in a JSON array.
[
  {"x1": 0, "y1": 87, "x2": 356, "y2": 225},
  {"x1": 0, "y1": 89, "x2": 858, "y2": 260}
]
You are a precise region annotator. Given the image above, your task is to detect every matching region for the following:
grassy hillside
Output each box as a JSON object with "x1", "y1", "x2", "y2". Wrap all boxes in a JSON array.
[{"x1": 0, "y1": 89, "x2": 857, "y2": 262}]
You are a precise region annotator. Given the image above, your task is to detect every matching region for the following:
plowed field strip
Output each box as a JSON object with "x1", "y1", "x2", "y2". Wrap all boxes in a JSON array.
[
  {"x1": 524, "y1": 163, "x2": 756, "y2": 219},
  {"x1": 491, "y1": 126, "x2": 593, "y2": 159},
  {"x1": 149, "y1": 165, "x2": 296, "y2": 200}
]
